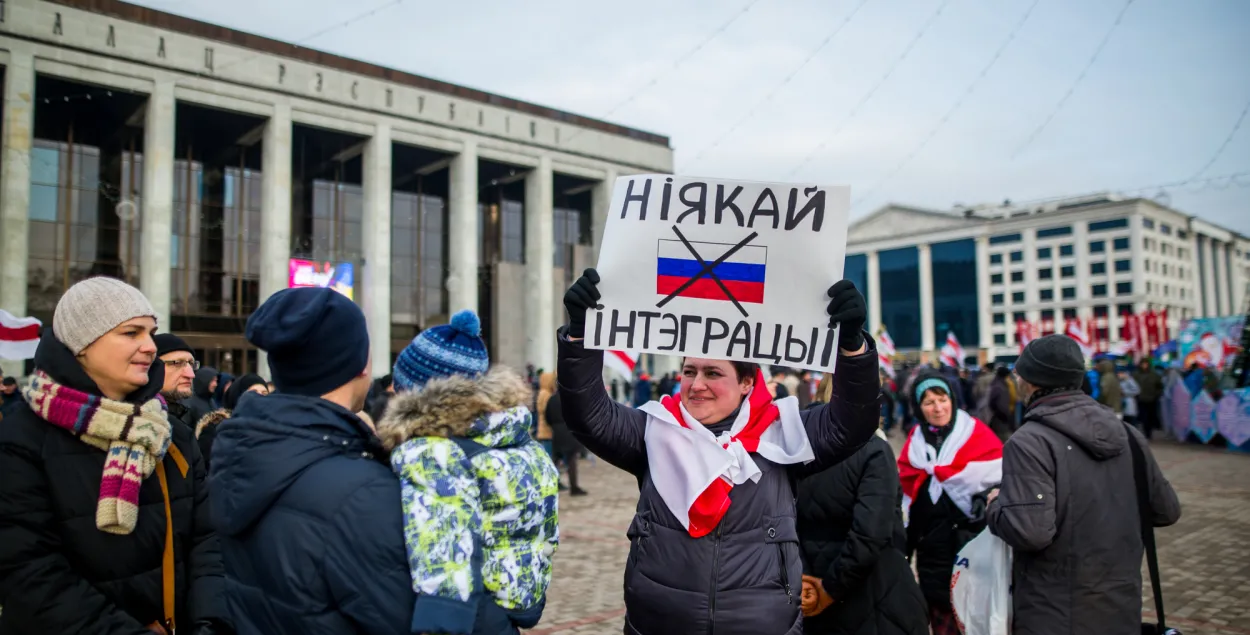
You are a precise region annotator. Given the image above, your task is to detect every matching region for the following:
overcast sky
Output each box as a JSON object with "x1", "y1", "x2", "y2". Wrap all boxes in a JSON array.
[{"x1": 133, "y1": 0, "x2": 1250, "y2": 233}]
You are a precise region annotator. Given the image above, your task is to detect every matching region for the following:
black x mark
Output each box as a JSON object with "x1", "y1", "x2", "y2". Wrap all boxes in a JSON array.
[{"x1": 656, "y1": 226, "x2": 759, "y2": 318}]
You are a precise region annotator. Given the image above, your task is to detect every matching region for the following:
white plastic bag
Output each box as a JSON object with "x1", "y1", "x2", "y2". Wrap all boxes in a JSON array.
[{"x1": 951, "y1": 529, "x2": 1012, "y2": 635}]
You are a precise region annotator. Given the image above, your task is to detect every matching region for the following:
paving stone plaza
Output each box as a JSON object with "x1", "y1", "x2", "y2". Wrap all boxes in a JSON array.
[{"x1": 528, "y1": 438, "x2": 1250, "y2": 635}]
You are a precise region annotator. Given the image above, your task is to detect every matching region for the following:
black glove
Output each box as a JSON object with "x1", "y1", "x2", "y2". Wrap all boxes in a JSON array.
[
  {"x1": 563, "y1": 268, "x2": 601, "y2": 338},
  {"x1": 827, "y1": 280, "x2": 866, "y2": 351}
]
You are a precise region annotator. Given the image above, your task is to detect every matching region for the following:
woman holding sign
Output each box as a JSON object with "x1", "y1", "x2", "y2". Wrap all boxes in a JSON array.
[{"x1": 558, "y1": 269, "x2": 879, "y2": 635}]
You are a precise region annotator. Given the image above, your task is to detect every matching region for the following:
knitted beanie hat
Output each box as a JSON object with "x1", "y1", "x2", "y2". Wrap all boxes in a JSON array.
[
  {"x1": 393, "y1": 310, "x2": 489, "y2": 393},
  {"x1": 1015, "y1": 334, "x2": 1086, "y2": 388},
  {"x1": 53, "y1": 277, "x2": 157, "y2": 355}
]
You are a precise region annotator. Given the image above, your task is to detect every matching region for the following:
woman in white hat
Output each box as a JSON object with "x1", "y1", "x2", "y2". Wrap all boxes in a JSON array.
[{"x1": 0, "y1": 277, "x2": 229, "y2": 635}]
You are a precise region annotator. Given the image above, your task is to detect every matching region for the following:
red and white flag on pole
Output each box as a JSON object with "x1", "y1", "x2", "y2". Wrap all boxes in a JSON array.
[
  {"x1": 1016, "y1": 320, "x2": 1038, "y2": 352},
  {"x1": 604, "y1": 350, "x2": 641, "y2": 380},
  {"x1": 939, "y1": 332, "x2": 964, "y2": 369},
  {"x1": 0, "y1": 309, "x2": 42, "y2": 360},
  {"x1": 1064, "y1": 319, "x2": 1093, "y2": 359},
  {"x1": 877, "y1": 329, "x2": 896, "y2": 378}
]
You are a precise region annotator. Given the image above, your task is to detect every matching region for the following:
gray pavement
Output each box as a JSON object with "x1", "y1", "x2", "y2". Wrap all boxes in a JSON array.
[{"x1": 528, "y1": 437, "x2": 1250, "y2": 635}]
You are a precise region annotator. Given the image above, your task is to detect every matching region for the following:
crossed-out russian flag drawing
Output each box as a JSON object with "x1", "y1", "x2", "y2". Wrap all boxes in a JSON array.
[{"x1": 656, "y1": 239, "x2": 767, "y2": 304}]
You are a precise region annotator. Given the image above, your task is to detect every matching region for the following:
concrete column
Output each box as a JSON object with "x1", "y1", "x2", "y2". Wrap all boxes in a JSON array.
[
  {"x1": 866, "y1": 251, "x2": 882, "y2": 335},
  {"x1": 524, "y1": 155, "x2": 555, "y2": 371},
  {"x1": 1130, "y1": 215, "x2": 1145, "y2": 310},
  {"x1": 1202, "y1": 236, "x2": 1218, "y2": 317},
  {"x1": 257, "y1": 103, "x2": 292, "y2": 380},
  {"x1": 1074, "y1": 222, "x2": 1091, "y2": 303},
  {"x1": 362, "y1": 123, "x2": 392, "y2": 376},
  {"x1": 0, "y1": 48, "x2": 34, "y2": 321},
  {"x1": 140, "y1": 82, "x2": 175, "y2": 329},
  {"x1": 974, "y1": 235, "x2": 992, "y2": 351},
  {"x1": 918, "y1": 243, "x2": 935, "y2": 352},
  {"x1": 1215, "y1": 241, "x2": 1231, "y2": 316},
  {"x1": 591, "y1": 167, "x2": 618, "y2": 263},
  {"x1": 447, "y1": 139, "x2": 479, "y2": 314}
]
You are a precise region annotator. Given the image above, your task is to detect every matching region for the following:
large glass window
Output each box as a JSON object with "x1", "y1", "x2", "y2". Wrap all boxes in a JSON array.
[
  {"x1": 1011, "y1": 271, "x2": 1024, "y2": 282},
  {"x1": 1012, "y1": 291, "x2": 1025, "y2": 304},
  {"x1": 479, "y1": 201, "x2": 525, "y2": 264},
  {"x1": 879, "y1": 247, "x2": 920, "y2": 348},
  {"x1": 1062, "y1": 287, "x2": 1076, "y2": 300},
  {"x1": 1088, "y1": 218, "x2": 1128, "y2": 232},
  {"x1": 27, "y1": 139, "x2": 143, "y2": 314},
  {"x1": 1114, "y1": 259, "x2": 1131, "y2": 272},
  {"x1": 1039, "y1": 268, "x2": 1053, "y2": 280},
  {"x1": 392, "y1": 192, "x2": 447, "y2": 326},
  {"x1": 1037, "y1": 226, "x2": 1073, "y2": 238},
  {"x1": 844, "y1": 254, "x2": 869, "y2": 324},
  {"x1": 989, "y1": 233, "x2": 1022, "y2": 245},
  {"x1": 990, "y1": 253, "x2": 1002, "y2": 265},
  {"x1": 991, "y1": 273, "x2": 1003, "y2": 285},
  {"x1": 931, "y1": 239, "x2": 978, "y2": 347},
  {"x1": 1040, "y1": 289, "x2": 1054, "y2": 301}
]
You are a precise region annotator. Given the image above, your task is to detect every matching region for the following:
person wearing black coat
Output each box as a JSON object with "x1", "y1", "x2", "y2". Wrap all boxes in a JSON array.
[
  {"x1": 0, "y1": 278, "x2": 228, "y2": 635},
  {"x1": 796, "y1": 429, "x2": 928, "y2": 635},
  {"x1": 544, "y1": 388, "x2": 587, "y2": 495},
  {"x1": 208, "y1": 287, "x2": 414, "y2": 634}
]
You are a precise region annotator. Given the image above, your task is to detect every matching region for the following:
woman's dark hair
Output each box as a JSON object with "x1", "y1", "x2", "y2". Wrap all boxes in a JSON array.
[
  {"x1": 731, "y1": 361, "x2": 760, "y2": 382},
  {"x1": 680, "y1": 358, "x2": 760, "y2": 382}
]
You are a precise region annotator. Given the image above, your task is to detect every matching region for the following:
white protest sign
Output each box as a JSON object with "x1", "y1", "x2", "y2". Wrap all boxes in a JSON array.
[{"x1": 586, "y1": 175, "x2": 850, "y2": 373}]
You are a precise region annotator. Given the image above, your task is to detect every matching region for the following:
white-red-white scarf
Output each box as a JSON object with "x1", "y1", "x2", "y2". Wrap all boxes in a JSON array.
[
  {"x1": 897, "y1": 409, "x2": 1002, "y2": 526},
  {"x1": 638, "y1": 369, "x2": 814, "y2": 538}
]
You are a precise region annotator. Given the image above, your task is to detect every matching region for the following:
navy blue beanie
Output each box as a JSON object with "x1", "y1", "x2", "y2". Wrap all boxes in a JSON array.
[
  {"x1": 246, "y1": 287, "x2": 370, "y2": 397},
  {"x1": 392, "y1": 310, "x2": 489, "y2": 393}
]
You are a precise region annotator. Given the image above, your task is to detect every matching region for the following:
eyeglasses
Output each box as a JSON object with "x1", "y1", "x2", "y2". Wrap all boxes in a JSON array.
[{"x1": 163, "y1": 359, "x2": 201, "y2": 371}]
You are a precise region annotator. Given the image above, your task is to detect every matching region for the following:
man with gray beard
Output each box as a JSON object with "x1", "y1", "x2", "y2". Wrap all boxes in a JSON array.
[{"x1": 155, "y1": 333, "x2": 201, "y2": 429}]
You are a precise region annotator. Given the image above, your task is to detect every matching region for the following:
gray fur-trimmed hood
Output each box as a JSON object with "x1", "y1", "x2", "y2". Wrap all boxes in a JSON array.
[{"x1": 377, "y1": 367, "x2": 534, "y2": 451}]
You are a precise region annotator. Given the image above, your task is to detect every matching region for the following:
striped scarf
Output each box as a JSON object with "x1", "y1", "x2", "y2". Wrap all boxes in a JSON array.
[{"x1": 22, "y1": 371, "x2": 173, "y2": 535}]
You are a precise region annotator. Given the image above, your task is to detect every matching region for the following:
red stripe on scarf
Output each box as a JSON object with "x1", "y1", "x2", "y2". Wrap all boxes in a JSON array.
[
  {"x1": 659, "y1": 369, "x2": 781, "y2": 537},
  {"x1": 897, "y1": 414, "x2": 1003, "y2": 506}
]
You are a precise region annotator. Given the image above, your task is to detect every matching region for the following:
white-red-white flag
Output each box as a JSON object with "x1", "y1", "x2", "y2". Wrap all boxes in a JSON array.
[
  {"x1": 604, "y1": 350, "x2": 641, "y2": 380},
  {"x1": 1016, "y1": 320, "x2": 1038, "y2": 352},
  {"x1": 877, "y1": 329, "x2": 896, "y2": 378},
  {"x1": 1064, "y1": 319, "x2": 1093, "y2": 358},
  {"x1": 0, "y1": 309, "x2": 41, "y2": 360},
  {"x1": 939, "y1": 332, "x2": 964, "y2": 369}
]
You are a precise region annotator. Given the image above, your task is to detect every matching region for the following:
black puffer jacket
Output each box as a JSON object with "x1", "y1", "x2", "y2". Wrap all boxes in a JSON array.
[
  {"x1": 557, "y1": 329, "x2": 881, "y2": 635},
  {"x1": 796, "y1": 436, "x2": 928, "y2": 635},
  {"x1": 0, "y1": 328, "x2": 228, "y2": 634}
]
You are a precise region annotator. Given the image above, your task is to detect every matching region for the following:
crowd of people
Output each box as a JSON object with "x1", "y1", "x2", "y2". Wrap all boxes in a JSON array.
[{"x1": 0, "y1": 271, "x2": 1183, "y2": 635}]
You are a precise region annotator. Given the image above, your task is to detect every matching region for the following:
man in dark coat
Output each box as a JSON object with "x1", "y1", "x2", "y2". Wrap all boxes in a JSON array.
[
  {"x1": 987, "y1": 366, "x2": 1015, "y2": 441},
  {"x1": 155, "y1": 333, "x2": 200, "y2": 429},
  {"x1": 1132, "y1": 359, "x2": 1164, "y2": 438},
  {"x1": 185, "y1": 366, "x2": 218, "y2": 428},
  {"x1": 208, "y1": 288, "x2": 414, "y2": 634},
  {"x1": 0, "y1": 376, "x2": 21, "y2": 420},
  {"x1": 796, "y1": 433, "x2": 928, "y2": 635},
  {"x1": 0, "y1": 326, "x2": 228, "y2": 633},
  {"x1": 988, "y1": 335, "x2": 1181, "y2": 635}
]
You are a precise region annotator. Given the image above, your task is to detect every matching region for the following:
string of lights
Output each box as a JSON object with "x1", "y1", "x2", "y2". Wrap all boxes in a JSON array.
[
  {"x1": 785, "y1": 0, "x2": 952, "y2": 180},
  {"x1": 1010, "y1": 0, "x2": 1136, "y2": 159},
  {"x1": 849, "y1": 0, "x2": 1042, "y2": 210},
  {"x1": 1188, "y1": 96, "x2": 1250, "y2": 181},
  {"x1": 562, "y1": 0, "x2": 763, "y2": 145},
  {"x1": 681, "y1": 0, "x2": 872, "y2": 170},
  {"x1": 171, "y1": 0, "x2": 406, "y2": 88}
]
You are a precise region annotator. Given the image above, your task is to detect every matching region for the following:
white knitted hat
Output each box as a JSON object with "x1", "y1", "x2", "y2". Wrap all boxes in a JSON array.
[{"x1": 53, "y1": 277, "x2": 157, "y2": 355}]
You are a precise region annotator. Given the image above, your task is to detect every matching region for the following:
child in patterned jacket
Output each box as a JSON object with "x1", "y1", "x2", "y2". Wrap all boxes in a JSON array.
[{"x1": 377, "y1": 310, "x2": 560, "y2": 635}]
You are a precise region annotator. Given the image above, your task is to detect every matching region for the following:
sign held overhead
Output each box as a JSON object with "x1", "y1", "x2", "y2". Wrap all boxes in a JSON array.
[{"x1": 586, "y1": 175, "x2": 850, "y2": 373}]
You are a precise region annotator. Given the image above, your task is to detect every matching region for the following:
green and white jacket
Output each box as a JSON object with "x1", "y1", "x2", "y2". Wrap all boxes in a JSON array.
[{"x1": 378, "y1": 368, "x2": 560, "y2": 635}]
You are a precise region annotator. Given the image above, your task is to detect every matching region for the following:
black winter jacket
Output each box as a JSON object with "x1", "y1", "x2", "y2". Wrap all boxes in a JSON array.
[
  {"x1": 0, "y1": 329, "x2": 228, "y2": 634},
  {"x1": 556, "y1": 329, "x2": 881, "y2": 635},
  {"x1": 183, "y1": 368, "x2": 217, "y2": 430},
  {"x1": 987, "y1": 391, "x2": 1181, "y2": 635},
  {"x1": 207, "y1": 392, "x2": 415, "y2": 635},
  {"x1": 796, "y1": 436, "x2": 927, "y2": 635}
]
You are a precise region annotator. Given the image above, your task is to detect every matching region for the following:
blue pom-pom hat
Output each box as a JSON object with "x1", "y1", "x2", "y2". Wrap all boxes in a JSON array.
[{"x1": 392, "y1": 309, "x2": 490, "y2": 393}]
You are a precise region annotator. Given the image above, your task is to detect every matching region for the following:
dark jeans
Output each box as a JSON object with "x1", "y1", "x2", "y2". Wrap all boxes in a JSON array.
[{"x1": 1138, "y1": 400, "x2": 1161, "y2": 439}]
